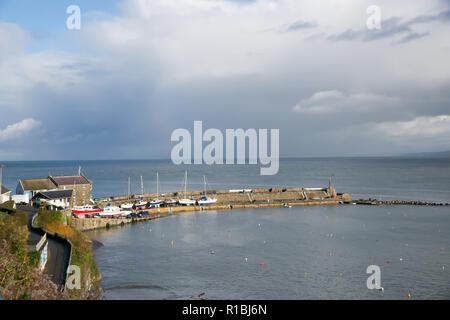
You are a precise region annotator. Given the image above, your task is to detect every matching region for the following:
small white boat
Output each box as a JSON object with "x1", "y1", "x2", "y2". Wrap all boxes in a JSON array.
[
  {"x1": 150, "y1": 172, "x2": 163, "y2": 207},
  {"x1": 197, "y1": 176, "x2": 217, "y2": 205},
  {"x1": 120, "y1": 203, "x2": 133, "y2": 209},
  {"x1": 166, "y1": 199, "x2": 177, "y2": 205},
  {"x1": 150, "y1": 200, "x2": 163, "y2": 206},
  {"x1": 179, "y1": 198, "x2": 196, "y2": 206},
  {"x1": 198, "y1": 196, "x2": 217, "y2": 205},
  {"x1": 179, "y1": 170, "x2": 196, "y2": 206},
  {"x1": 100, "y1": 205, "x2": 122, "y2": 217}
]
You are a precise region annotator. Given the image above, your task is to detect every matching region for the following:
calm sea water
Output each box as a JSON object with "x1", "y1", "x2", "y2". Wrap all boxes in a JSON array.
[
  {"x1": 1, "y1": 158, "x2": 449, "y2": 299},
  {"x1": 2, "y1": 157, "x2": 450, "y2": 202}
]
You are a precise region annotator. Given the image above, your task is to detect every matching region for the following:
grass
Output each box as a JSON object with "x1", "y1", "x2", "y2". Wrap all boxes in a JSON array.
[
  {"x1": 34, "y1": 209, "x2": 101, "y2": 299},
  {"x1": 0, "y1": 201, "x2": 65, "y2": 299}
]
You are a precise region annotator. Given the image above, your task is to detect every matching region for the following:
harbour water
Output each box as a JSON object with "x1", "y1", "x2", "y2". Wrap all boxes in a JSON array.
[
  {"x1": 1, "y1": 158, "x2": 449, "y2": 299},
  {"x1": 2, "y1": 157, "x2": 450, "y2": 202},
  {"x1": 88, "y1": 205, "x2": 449, "y2": 300}
]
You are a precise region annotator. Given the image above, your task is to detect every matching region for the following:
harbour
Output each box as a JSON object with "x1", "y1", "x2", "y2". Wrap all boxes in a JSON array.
[{"x1": 1, "y1": 158, "x2": 449, "y2": 300}]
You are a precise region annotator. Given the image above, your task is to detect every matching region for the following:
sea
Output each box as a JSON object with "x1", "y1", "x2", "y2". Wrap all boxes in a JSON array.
[{"x1": 1, "y1": 158, "x2": 449, "y2": 299}]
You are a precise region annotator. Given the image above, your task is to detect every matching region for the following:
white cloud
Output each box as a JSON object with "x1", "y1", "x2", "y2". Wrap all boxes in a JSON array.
[
  {"x1": 0, "y1": 118, "x2": 42, "y2": 142},
  {"x1": 373, "y1": 115, "x2": 450, "y2": 138},
  {"x1": 293, "y1": 90, "x2": 400, "y2": 114},
  {"x1": 1, "y1": 0, "x2": 450, "y2": 158}
]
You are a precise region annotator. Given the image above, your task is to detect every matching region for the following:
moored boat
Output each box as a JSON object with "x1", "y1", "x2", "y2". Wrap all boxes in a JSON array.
[
  {"x1": 179, "y1": 170, "x2": 196, "y2": 206},
  {"x1": 120, "y1": 203, "x2": 134, "y2": 209},
  {"x1": 197, "y1": 176, "x2": 217, "y2": 205},
  {"x1": 72, "y1": 205, "x2": 103, "y2": 218},
  {"x1": 150, "y1": 172, "x2": 163, "y2": 207},
  {"x1": 100, "y1": 204, "x2": 123, "y2": 217},
  {"x1": 197, "y1": 196, "x2": 217, "y2": 205}
]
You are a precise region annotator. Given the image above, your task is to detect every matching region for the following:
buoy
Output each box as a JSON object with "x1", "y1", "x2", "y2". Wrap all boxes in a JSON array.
[
  {"x1": 170, "y1": 240, "x2": 174, "y2": 248},
  {"x1": 387, "y1": 260, "x2": 391, "y2": 264},
  {"x1": 329, "y1": 251, "x2": 332, "y2": 257},
  {"x1": 400, "y1": 258, "x2": 403, "y2": 262},
  {"x1": 210, "y1": 250, "x2": 215, "y2": 254},
  {"x1": 244, "y1": 257, "x2": 248, "y2": 263},
  {"x1": 408, "y1": 293, "x2": 411, "y2": 298},
  {"x1": 260, "y1": 262, "x2": 264, "y2": 268}
]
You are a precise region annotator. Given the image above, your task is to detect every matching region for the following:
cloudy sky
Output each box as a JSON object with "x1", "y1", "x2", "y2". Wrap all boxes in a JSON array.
[{"x1": 0, "y1": 0, "x2": 449, "y2": 160}]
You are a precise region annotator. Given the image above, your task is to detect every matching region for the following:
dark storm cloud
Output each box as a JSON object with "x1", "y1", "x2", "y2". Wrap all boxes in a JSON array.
[{"x1": 2, "y1": 0, "x2": 450, "y2": 160}]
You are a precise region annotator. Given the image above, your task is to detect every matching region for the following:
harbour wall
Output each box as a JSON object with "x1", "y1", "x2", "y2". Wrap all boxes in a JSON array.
[
  {"x1": 71, "y1": 197, "x2": 350, "y2": 231},
  {"x1": 93, "y1": 187, "x2": 349, "y2": 207}
]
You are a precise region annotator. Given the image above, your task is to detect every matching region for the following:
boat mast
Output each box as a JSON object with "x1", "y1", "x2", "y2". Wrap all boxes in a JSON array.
[
  {"x1": 140, "y1": 175, "x2": 144, "y2": 196},
  {"x1": 184, "y1": 170, "x2": 187, "y2": 198},
  {"x1": 203, "y1": 175, "x2": 206, "y2": 196},
  {"x1": 156, "y1": 172, "x2": 159, "y2": 198},
  {"x1": 128, "y1": 176, "x2": 131, "y2": 200}
]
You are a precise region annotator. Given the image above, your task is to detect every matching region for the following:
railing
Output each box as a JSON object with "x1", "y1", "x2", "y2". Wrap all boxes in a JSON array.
[{"x1": 35, "y1": 233, "x2": 47, "y2": 252}]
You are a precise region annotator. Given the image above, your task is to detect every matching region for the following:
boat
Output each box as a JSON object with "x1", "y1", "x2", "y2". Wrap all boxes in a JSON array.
[
  {"x1": 100, "y1": 204, "x2": 123, "y2": 217},
  {"x1": 120, "y1": 203, "x2": 133, "y2": 209},
  {"x1": 72, "y1": 205, "x2": 103, "y2": 217},
  {"x1": 197, "y1": 196, "x2": 217, "y2": 205},
  {"x1": 120, "y1": 177, "x2": 133, "y2": 210},
  {"x1": 135, "y1": 196, "x2": 147, "y2": 207},
  {"x1": 150, "y1": 172, "x2": 163, "y2": 207},
  {"x1": 120, "y1": 210, "x2": 132, "y2": 217},
  {"x1": 179, "y1": 171, "x2": 196, "y2": 206},
  {"x1": 166, "y1": 199, "x2": 178, "y2": 205},
  {"x1": 197, "y1": 175, "x2": 217, "y2": 205}
]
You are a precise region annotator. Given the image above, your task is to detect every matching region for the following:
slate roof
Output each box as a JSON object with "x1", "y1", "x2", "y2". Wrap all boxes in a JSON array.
[
  {"x1": 49, "y1": 175, "x2": 91, "y2": 186},
  {"x1": 20, "y1": 178, "x2": 57, "y2": 191},
  {"x1": 1, "y1": 185, "x2": 10, "y2": 194},
  {"x1": 32, "y1": 190, "x2": 73, "y2": 200}
]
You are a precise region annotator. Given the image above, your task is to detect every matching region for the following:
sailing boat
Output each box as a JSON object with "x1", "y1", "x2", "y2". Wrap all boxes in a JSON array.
[
  {"x1": 197, "y1": 175, "x2": 217, "y2": 205},
  {"x1": 120, "y1": 176, "x2": 134, "y2": 209},
  {"x1": 178, "y1": 171, "x2": 196, "y2": 206},
  {"x1": 137, "y1": 176, "x2": 148, "y2": 206},
  {"x1": 150, "y1": 172, "x2": 163, "y2": 207}
]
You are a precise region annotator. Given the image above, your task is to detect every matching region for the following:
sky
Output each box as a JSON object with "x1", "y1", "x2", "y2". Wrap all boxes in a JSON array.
[{"x1": 0, "y1": 0, "x2": 450, "y2": 160}]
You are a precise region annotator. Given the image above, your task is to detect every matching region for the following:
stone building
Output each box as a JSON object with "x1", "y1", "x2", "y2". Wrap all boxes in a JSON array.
[
  {"x1": 17, "y1": 174, "x2": 93, "y2": 207},
  {"x1": 49, "y1": 175, "x2": 92, "y2": 206}
]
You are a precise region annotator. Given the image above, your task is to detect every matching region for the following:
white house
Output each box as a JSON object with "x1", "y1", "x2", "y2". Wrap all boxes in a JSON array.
[
  {"x1": 0, "y1": 185, "x2": 11, "y2": 204},
  {"x1": 31, "y1": 190, "x2": 73, "y2": 209},
  {"x1": 16, "y1": 178, "x2": 58, "y2": 199}
]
